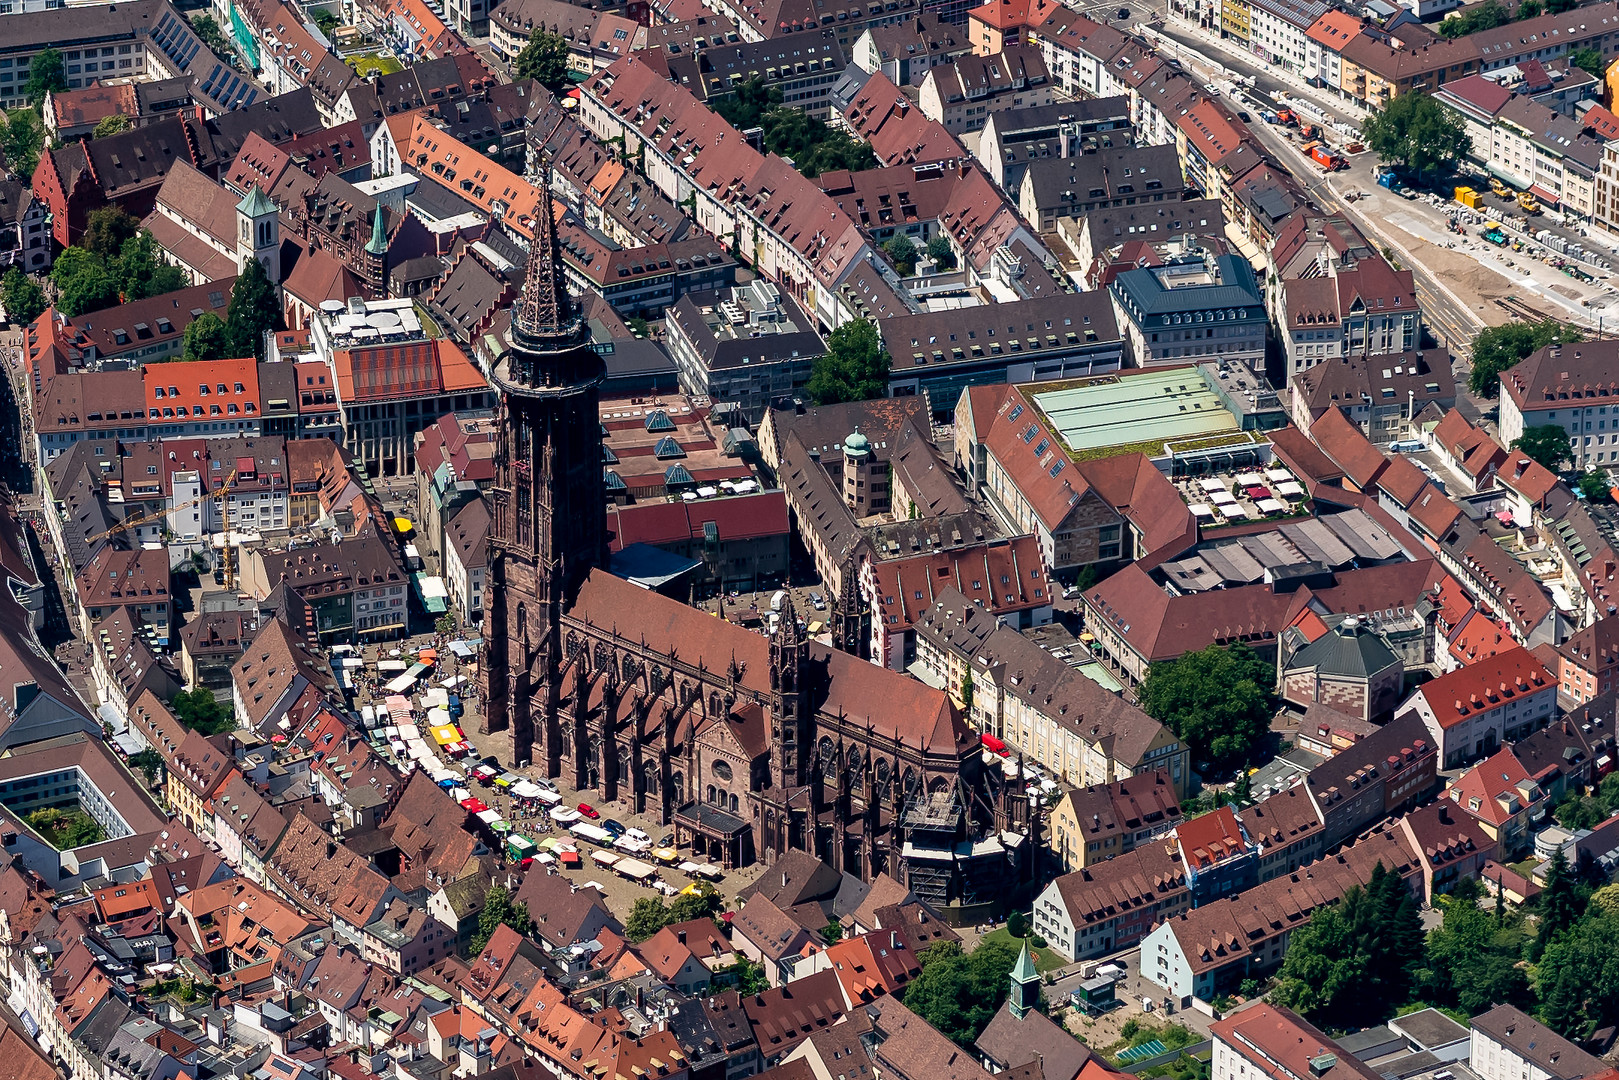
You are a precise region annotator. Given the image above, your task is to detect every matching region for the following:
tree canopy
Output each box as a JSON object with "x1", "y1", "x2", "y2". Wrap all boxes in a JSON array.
[
  {"x1": 49, "y1": 226, "x2": 189, "y2": 317},
  {"x1": 1513, "y1": 426, "x2": 1573, "y2": 472},
  {"x1": 225, "y1": 256, "x2": 280, "y2": 359},
  {"x1": 183, "y1": 313, "x2": 230, "y2": 362},
  {"x1": 23, "y1": 48, "x2": 67, "y2": 107},
  {"x1": 1415, "y1": 877, "x2": 1532, "y2": 1015},
  {"x1": 50, "y1": 247, "x2": 120, "y2": 318},
  {"x1": 1138, "y1": 643, "x2": 1274, "y2": 772},
  {"x1": 926, "y1": 234, "x2": 957, "y2": 270},
  {"x1": 1469, "y1": 320, "x2": 1582, "y2": 398},
  {"x1": 1578, "y1": 469, "x2": 1614, "y2": 503},
  {"x1": 1571, "y1": 47, "x2": 1606, "y2": 76},
  {"x1": 471, "y1": 885, "x2": 531, "y2": 954},
  {"x1": 93, "y1": 114, "x2": 131, "y2": 139},
  {"x1": 117, "y1": 229, "x2": 186, "y2": 300},
  {"x1": 806, "y1": 319, "x2": 889, "y2": 405},
  {"x1": 1362, "y1": 93, "x2": 1471, "y2": 180},
  {"x1": 900, "y1": 939, "x2": 1025, "y2": 1045},
  {"x1": 1, "y1": 267, "x2": 47, "y2": 325},
  {"x1": 1437, "y1": 0, "x2": 1511, "y2": 36},
  {"x1": 623, "y1": 887, "x2": 723, "y2": 942},
  {"x1": 516, "y1": 30, "x2": 572, "y2": 93},
  {"x1": 1271, "y1": 863, "x2": 1424, "y2": 1027},
  {"x1": 171, "y1": 687, "x2": 235, "y2": 735},
  {"x1": 83, "y1": 206, "x2": 141, "y2": 260},
  {"x1": 711, "y1": 78, "x2": 876, "y2": 177},
  {"x1": 1, "y1": 108, "x2": 46, "y2": 178},
  {"x1": 883, "y1": 235, "x2": 919, "y2": 276}
]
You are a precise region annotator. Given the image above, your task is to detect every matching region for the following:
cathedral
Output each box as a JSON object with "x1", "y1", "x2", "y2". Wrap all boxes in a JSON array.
[{"x1": 478, "y1": 172, "x2": 1033, "y2": 911}]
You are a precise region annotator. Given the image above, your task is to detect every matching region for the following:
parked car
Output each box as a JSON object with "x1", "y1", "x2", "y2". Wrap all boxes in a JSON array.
[
  {"x1": 602, "y1": 819, "x2": 627, "y2": 838},
  {"x1": 577, "y1": 803, "x2": 600, "y2": 819}
]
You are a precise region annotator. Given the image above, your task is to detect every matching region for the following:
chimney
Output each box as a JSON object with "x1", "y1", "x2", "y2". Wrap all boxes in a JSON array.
[{"x1": 677, "y1": 929, "x2": 687, "y2": 945}]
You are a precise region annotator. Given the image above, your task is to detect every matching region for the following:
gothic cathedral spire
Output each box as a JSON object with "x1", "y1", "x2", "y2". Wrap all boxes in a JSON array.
[{"x1": 478, "y1": 158, "x2": 607, "y2": 770}]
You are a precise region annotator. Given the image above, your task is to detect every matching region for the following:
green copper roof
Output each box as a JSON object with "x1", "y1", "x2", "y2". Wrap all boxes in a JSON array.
[
  {"x1": 365, "y1": 205, "x2": 388, "y2": 255},
  {"x1": 1011, "y1": 938, "x2": 1038, "y2": 984},
  {"x1": 237, "y1": 185, "x2": 276, "y2": 218}
]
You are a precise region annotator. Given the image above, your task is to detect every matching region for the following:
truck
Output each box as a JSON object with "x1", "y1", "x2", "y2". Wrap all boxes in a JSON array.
[
  {"x1": 1489, "y1": 177, "x2": 1510, "y2": 198},
  {"x1": 1275, "y1": 108, "x2": 1298, "y2": 127},
  {"x1": 505, "y1": 835, "x2": 537, "y2": 865},
  {"x1": 1454, "y1": 186, "x2": 1481, "y2": 209}
]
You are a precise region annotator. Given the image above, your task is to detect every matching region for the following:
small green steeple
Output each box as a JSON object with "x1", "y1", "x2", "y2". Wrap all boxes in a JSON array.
[
  {"x1": 1009, "y1": 937, "x2": 1040, "y2": 1018},
  {"x1": 365, "y1": 205, "x2": 387, "y2": 255}
]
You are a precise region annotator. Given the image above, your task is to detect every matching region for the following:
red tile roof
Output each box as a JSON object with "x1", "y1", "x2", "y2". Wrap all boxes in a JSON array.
[
  {"x1": 1413, "y1": 645, "x2": 1554, "y2": 728},
  {"x1": 144, "y1": 357, "x2": 260, "y2": 422}
]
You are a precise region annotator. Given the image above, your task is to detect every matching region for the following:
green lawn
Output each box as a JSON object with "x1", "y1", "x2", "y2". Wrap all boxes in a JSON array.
[
  {"x1": 978, "y1": 925, "x2": 1065, "y2": 972},
  {"x1": 348, "y1": 51, "x2": 403, "y2": 76},
  {"x1": 1509, "y1": 857, "x2": 1542, "y2": 877}
]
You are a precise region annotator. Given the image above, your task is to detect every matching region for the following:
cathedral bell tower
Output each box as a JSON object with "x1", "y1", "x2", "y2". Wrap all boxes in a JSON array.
[
  {"x1": 479, "y1": 166, "x2": 607, "y2": 770},
  {"x1": 769, "y1": 595, "x2": 812, "y2": 790}
]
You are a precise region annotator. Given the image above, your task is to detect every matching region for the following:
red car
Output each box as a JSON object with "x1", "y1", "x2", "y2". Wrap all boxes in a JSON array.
[{"x1": 577, "y1": 802, "x2": 600, "y2": 819}]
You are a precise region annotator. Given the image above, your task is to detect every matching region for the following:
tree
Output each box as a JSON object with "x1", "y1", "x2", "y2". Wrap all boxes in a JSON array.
[
  {"x1": 23, "y1": 48, "x2": 67, "y2": 108},
  {"x1": 1270, "y1": 864, "x2": 1423, "y2": 1027},
  {"x1": 171, "y1": 687, "x2": 235, "y2": 735},
  {"x1": 711, "y1": 78, "x2": 875, "y2": 177},
  {"x1": 668, "y1": 886, "x2": 722, "y2": 924},
  {"x1": 723, "y1": 957, "x2": 770, "y2": 995},
  {"x1": 1579, "y1": 469, "x2": 1613, "y2": 503},
  {"x1": 82, "y1": 206, "x2": 140, "y2": 260},
  {"x1": 1556, "y1": 792, "x2": 1608, "y2": 831},
  {"x1": 1, "y1": 267, "x2": 47, "y2": 325},
  {"x1": 128, "y1": 748, "x2": 165, "y2": 787},
  {"x1": 1006, "y1": 911, "x2": 1030, "y2": 939},
  {"x1": 190, "y1": 13, "x2": 233, "y2": 56},
  {"x1": 2, "y1": 108, "x2": 47, "y2": 180},
  {"x1": 961, "y1": 670, "x2": 974, "y2": 711},
  {"x1": 92, "y1": 114, "x2": 131, "y2": 139},
  {"x1": 1469, "y1": 320, "x2": 1581, "y2": 398},
  {"x1": 1513, "y1": 426, "x2": 1573, "y2": 472},
  {"x1": 311, "y1": 8, "x2": 340, "y2": 37},
  {"x1": 902, "y1": 939, "x2": 1022, "y2": 1046},
  {"x1": 183, "y1": 313, "x2": 230, "y2": 362},
  {"x1": 1362, "y1": 92, "x2": 1471, "y2": 181},
  {"x1": 224, "y1": 256, "x2": 279, "y2": 360},
  {"x1": 516, "y1": 30, "x2": 572, "y2": 93},
  {"x1": 806, "y1": 319, "x2": 889, "y2": 405},
  {"x1": 1138, "y1": 643, "x2": 1274, "y2": 772},
  {"x1": 49, "y1": 247, "x2": 119, "y2": 318},
  {"x1": 117, "y1": 229, "x2": 185, "y2": 300},
  {"x1": 926, "y1": 234, "x2": 957, "y2": 270},
  {"x1": 1533, "y1": 847, "x2": 1587, "y2": 961},
  {"x1": 822, "y1": 921, "x2": 843, "y2": 944},
  {"x1": 625, "y1": 897, "x2": 673, "y2": 942},
  {"x1": 883, "y1": 234, "x2": 919, "y2": 276},
  {"x1": 436, "y1": 609, "x2": 458, "y2": 636},
  {"x1": 1536, "y1": 910, "x2": 1619, "y2": 1039},
  {"x1": 471, "y1": 885, "x2": 531, "y2": 954},
  {"x1": 1437, "y1": 0, "x2": 1510, "y2": 37},
  {"x1": 1570, "y1": 47, "x2": 1607, "y2": 76},
  {"x1": 1421, "y1": 879, "x2": 1531, "y2": 1013}
]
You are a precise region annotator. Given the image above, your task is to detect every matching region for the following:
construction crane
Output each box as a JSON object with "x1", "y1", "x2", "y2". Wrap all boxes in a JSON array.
[{"x1": 86, "y1": 469, "x2": 241, "y2": 587}]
